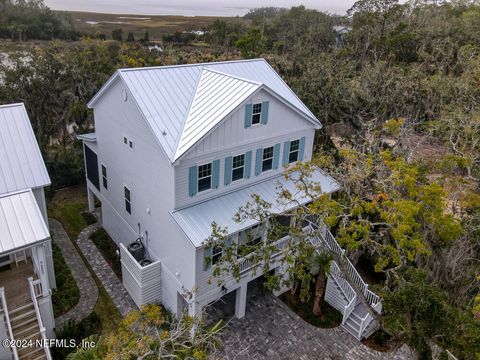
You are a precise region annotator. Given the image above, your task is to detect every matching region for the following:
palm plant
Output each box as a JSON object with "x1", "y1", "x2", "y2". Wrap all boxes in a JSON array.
[{"x1": 311, "y1": 252, "x2": 333, "y2": 317}]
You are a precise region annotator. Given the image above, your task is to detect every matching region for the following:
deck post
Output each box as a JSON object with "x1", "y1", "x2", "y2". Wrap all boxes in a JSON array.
[
  {"x1": 235, "y1": 283, "x2": 247, "y2": 319},
  {"x1": 87, "y1": 187, "x2": 95, "y2": 212}
]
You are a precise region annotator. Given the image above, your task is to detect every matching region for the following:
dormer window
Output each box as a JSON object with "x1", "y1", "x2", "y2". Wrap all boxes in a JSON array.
[
  {"x1": 251, "y1": 103, "x2": 262, "y2": 125},
  {"x1": 198, "y1": 163, "x2": 212, "y2": 192}
]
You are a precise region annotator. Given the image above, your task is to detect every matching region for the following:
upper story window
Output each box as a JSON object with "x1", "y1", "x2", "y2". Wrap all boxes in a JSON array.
[
  {"x1": 289, "y1": 139, "x2": 300, "y2": 163},
  {"x1": 123, "y1": 136, "x2": 134, "y2": 149},
  {"x1": 251, "y1": 103, "x2": 262, "y2": 125},
  {"x1": 101, "y1": 164, "x2": 108, "y2": 189},
  {"x1": 262, "y1": 146, "x2": 274, "y2": 172},
  {"x1": 232, "y1": 154, "x2": 245, "y2": 181},
  {"x1": 212, "y1": 245, "x2": 223, "y2": 265},
  {"x1": 124, "y1": 186, "x2": 132, "y2": 214},
  {"x1": 198, "y1": 163, "x2": 212, "y2": 192}
]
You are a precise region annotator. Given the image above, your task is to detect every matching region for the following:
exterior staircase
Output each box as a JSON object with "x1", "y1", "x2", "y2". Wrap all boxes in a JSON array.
[
  {"x1": 9, "y1": 301, "x2": 46, "y2": 360},
  {"x1": 309, "y1": 224, "x2": 382, "y2": 340}
]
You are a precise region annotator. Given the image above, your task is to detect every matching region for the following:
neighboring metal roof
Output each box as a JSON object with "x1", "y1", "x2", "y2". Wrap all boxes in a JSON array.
[
  {"x1": 171, "y1": 170, "x2": 339, "y2": 247},
  {"x1": 174, "y1": 68, "x2": 261, "y2": 161},
  {"x1": 0, "y1": 103, "x2": 51, "y2": 195},
  {"x1": 77, "y1": 133, "x2": 97, "y2": 142},
  {"x1": 88, "y1": 59, "x2": 320, "y2": 163},
  {"x1": 0, "y1": 189, "x2": 50, "y2": 255}
]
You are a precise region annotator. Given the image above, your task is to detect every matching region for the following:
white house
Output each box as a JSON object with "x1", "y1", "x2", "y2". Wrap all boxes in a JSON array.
[
  {"x1": 0, "y1": 103, "x2": 56, "y2": 360},
  {"x1": 79, "y1": 59, "x2": 381, "y2": 340}
]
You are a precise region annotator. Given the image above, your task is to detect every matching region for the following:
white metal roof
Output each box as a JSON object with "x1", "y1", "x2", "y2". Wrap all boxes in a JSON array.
[
  {"x1": 0, "y1": 189, "x2": 50, "y2": 255},
  {"x1": 0, "y1": 103, "x2": 51, "y2": 195},
  {"x1": 88, "y1": 59, "x2": 320, "y2": 163},
  {"x1": 174, "y1": 68, "x2": 261, "y2": 161},
  {"x1": 77, "y1": 133, "x2": 97, "y2": 142},
  {"x1": 170, "y1": 170, "x2": 339, "y2": 247}
]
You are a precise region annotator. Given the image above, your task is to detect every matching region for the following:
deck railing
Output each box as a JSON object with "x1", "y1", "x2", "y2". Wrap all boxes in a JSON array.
[
  {"x1": 28, "y1": 277, "x2": 52, "y2": 360},
  {"x1": 0, "y1": 287, "x2": 18, "y2": 360},
  {"x1": 238, "y1": 235, "x2": 291, "y2": 275}
]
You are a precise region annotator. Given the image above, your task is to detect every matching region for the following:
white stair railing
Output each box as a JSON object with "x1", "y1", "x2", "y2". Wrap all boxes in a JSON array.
[
  {"x1": 28, "y1": 277, "x2": 52, "y2": 360},
  {"x1": 0, "y1": 287, "x2": 18, "y2": 360}
]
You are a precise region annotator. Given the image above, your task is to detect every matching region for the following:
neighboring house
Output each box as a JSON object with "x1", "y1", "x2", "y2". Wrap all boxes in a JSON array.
[
  {"x1": 333, "y1": 25, "x2": 352, "y2": 47},
  {"x1": 0, "y1": 103, "x2": 55, "y2": 360},
  {"x1": 79, "y1": 59, "x2": 380, "y2": 340}
]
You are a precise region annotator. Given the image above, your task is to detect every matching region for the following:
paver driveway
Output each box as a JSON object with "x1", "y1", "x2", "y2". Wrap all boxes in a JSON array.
[{"x1": 207, "y1": 280, "x2": 414, "y2": 360}]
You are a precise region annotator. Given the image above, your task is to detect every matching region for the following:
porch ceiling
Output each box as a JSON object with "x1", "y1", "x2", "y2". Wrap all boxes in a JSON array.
[
  {"x1": 0, "y1": 189, "x2": 50, "y2": 255},
  {"x1": 171, "y1": 169, "x2": 339, "y2": 247}
]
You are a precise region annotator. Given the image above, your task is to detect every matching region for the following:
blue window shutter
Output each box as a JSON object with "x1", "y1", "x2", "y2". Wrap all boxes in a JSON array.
[
  {"x1": 224, "y1": 156, "x2": 233, "y2": 185},
  {"x1": 244, "y1": 104, "x2": 253, "y2": 128},
  {"x1": 255, "y1": 148, "x2": 263, "y2": 176},
  {"x1": 212, "y1": 159, "x2": 220, "y2": 189},
  {"x1": 188, "y1": 165, "x2": 197, "y2": 196},
  {"x1": 282, "y1": 141, "x2": 291, "y2": 166},
  {"x1": 261, "y1": 101, "x2": 269, "y2": 124},
  {"x1": 204, "y1": 245, "x2": 213, "y2": 270},
  {"x1": 299, "y1": 136, "x2": 306, "y2": 161},
  {"x1": 244, "y1": 151, "x2": 252, "y2": 178},
  {"x1": 273, "y1": 143, "x2": 281, "y2": 170}
]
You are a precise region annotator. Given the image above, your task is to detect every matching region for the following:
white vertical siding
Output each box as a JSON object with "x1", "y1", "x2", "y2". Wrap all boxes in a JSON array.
[
  {"x1": 91, "y1": 79, "x2": 197, "y2": 302},
  {"x1": 174, "y1": 91, "x2": 316, "y2": 210}
]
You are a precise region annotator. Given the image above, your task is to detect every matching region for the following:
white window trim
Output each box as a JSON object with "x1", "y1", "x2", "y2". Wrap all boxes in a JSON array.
[
  {"x1": 289, "y1": 139, "x2": 300, "y2": 163},
  {"x1": 262, "y1": 146, "x2": 275, "y2": 173},
  {"x1": 101, "y1": 163, "x2": 108, "y2": 190},
  {"x1": 232, "y1": 153, "x2": 245, "y2": 182},
  {"x1": 124, "y1": 185, "x2": 132, "y2": 215},
  {"x1": 197, "y1": 162, "x2": 213, "y2": 193},
  {"x1": 251, "y1": 102, "x2": 263, "y2": 126}
]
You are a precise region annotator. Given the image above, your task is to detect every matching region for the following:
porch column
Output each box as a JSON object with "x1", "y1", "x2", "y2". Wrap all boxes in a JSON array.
[
  {"x1": 32, "y1": 245, "x2": 49, "y2": 296},
  {"x1": 273, "y1": 263, "x2": 291, "y2": 297},
  {"x1": 235, "y1": 284, "x2": 248, "y2": 319},
  {"x1": 87, "y1": 187, "x2": 95, "y2": 212}
]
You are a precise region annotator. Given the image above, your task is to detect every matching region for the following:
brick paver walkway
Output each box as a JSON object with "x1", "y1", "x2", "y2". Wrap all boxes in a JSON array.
[
  {"x1": 77, "y1": 223, "x2": 136, "y2": 317},
  {"x1": 50, "y1": 219, "x2": 98, "y2": 328},
  {"x1": 209, "y1": 281, "x2": 415, "y2": 360}
]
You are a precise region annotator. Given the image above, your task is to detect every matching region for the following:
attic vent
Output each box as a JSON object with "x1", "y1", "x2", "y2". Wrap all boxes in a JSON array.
[{"x1": 122, "y1": 89, "x2": 128, "y2": 101}]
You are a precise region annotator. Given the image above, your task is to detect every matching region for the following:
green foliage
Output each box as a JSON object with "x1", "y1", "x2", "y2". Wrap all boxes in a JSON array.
[
  {"x1": 0, "y1": 0, "x2": 79, "y2": 40},
  {"x1": 111, "y1": 28, "x2": 123, "y2": 41},
  {"x1": 235, "y1": 27, "x2": 266, "y2": 58},
  {"x1": 126, "y1": 31, "x2": 135, "y2": 42},
  {"x1": 51, "y1": 241, "x2": 80, "y2": 317}
]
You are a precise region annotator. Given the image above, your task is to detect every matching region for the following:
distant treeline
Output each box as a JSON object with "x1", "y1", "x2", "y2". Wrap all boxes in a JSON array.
[{"x1": 0, "y1": 0, "x2": 80, "y2": 40}]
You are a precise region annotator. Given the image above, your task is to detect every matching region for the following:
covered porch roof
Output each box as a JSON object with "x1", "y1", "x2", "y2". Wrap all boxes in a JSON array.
[
  {"x1": 0, "y1": 189, "x2": 50, "y2": 256},
  {"x1": 171, "y1": 170, "x2": 338, "y2": 247}
]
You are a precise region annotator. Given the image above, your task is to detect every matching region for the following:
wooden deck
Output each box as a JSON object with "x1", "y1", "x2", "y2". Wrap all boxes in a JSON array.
[{"x1": 0, "y1": 260, "x2": 35, "y2": 307}]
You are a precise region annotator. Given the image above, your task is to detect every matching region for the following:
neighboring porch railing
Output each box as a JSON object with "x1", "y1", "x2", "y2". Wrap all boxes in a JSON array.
[
  {"x1": 0, "y1": 287, "x2": 19, "y2": 360},
  {"x1": 28, "y1": 277, "x2": 52, "y2": 360}
]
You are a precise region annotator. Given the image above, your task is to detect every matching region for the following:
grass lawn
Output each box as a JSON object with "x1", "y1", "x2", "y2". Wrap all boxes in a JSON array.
[
  {"x1": 48, "y1": 185, "x2": 122, "y2": 333},
  {"x1": 280, "y1": 287, "x2": 342, "y2": 328},
  {"x1": 51, "y1": 241, "x2": 80, "y2": 317},
  {"x1": 91, "y1": 228, "x2": 122, "y2": 279}
]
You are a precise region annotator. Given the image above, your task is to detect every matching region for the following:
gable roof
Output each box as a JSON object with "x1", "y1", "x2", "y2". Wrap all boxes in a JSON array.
[
  {"x1": 0, "y1": 103, "x2": 51, "y2": 195},
  {"x1": 88, "y1": 59, "x2": 320, "y2": 163}
]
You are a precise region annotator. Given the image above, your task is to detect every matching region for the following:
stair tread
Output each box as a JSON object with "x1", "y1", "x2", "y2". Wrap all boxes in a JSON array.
[
  {"x1": 11, "y1": 309, "x2": 36, "y2": 322},
  {"x1": 12, "y1": 316, "x2": 38, "y2": 331},
  {"x1": 9, "y1": 302, "x2": 34, "y2": 314},
  {"x1": 341, "y1": 322, "x2": 362, "y2": 340},
  {"x1": 14, "y1": 323, "x2": 40, "y2": 338}
]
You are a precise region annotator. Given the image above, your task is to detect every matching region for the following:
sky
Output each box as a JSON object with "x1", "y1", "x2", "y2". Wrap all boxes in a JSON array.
[{"x1": 43, "y1": 0, "x2": 360, "y2": 17}]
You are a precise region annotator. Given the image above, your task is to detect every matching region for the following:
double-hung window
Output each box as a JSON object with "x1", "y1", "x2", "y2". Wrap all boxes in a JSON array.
[
  {"x1": 262, "y1": 146, "x2": 274, "y2": 172},
  {"x1": 198, "y1": 163, "x2": 212, "y2": 192},
  {"x1": 251, "y1": 103, "x2": 262, "y2": 125},
  {"x1": 289, "y1": 139, "x2": 300, "y2": 163},
  {"x1": 124, "y1": 186, "x2": 131, "y2": 214},
  {"x1": 212, "y1": 245, "x2": 223, "y2": 265},
  {"x1": 101, "y1": 164, "x2": 108, "y2": 189},
  {"x1": 232, "y1": 154, "x2": 245, "y2": 181}
]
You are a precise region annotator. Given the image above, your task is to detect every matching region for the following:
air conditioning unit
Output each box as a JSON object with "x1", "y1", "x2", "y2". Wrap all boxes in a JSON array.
[
  {"x1": 140, "y1": 258, "x2": 152, "y2": 267},
  {"x1": 128, "y1": 240, "x2": 145, "y2": 262}
]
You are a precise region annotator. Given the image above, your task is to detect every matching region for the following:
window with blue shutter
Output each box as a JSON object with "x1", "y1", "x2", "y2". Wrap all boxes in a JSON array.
[
  {"x1": 299, "y1": 136, "x2": 306, "y2": 161},
  {"x1": 255, "y1": 148, "x2": 263, "y2": 176},
  {"x1": 212, "y1": 160, "x2": 220, "y2": 189},
  {"x1": 244, "y1": 151, "x2": 252, "y2": 178},
  {"x1": 282, "y1": 141, "x2": 291, "y2": 166},
  {"x1": 273, "y1": 143, "x2": 280, "y2": 169},
  {"x1": 204, "y1": 245, "x2": 213, "y2": 270},
  {"x1": 188, "y1": 166, "x2": 198, "y2": 196},
  {"x1": 224, "y1": 156, "x2": 233, "y2": 185},
  {"x1": 261, "y1": 101, "x2": 269, "y2": 124},
  {"x1": 244, "y1": 104, "x2": 253, "y2": 128}
]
